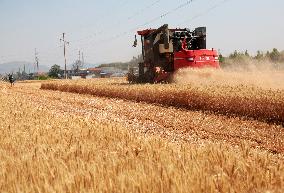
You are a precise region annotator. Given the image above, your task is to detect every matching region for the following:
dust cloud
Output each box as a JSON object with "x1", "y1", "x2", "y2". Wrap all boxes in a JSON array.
[{"x1": 173, "y1": 60, "x2": 284, "y2": 90}]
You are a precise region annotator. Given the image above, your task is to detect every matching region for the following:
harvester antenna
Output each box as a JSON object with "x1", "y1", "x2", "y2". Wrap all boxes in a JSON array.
[{"x1": 60, "y1": 33, "x2": 69, "y2": 79}]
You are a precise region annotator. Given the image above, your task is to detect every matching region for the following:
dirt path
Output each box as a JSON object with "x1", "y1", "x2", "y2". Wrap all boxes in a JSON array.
[{"x1": 4, "y1": 82, "x2": 284, "y2": 154}]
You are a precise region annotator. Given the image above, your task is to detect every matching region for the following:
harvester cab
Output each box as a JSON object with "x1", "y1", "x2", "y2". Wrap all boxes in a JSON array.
[{"x1": 127, "y1": 24, "x2": 220, "y2": 83}]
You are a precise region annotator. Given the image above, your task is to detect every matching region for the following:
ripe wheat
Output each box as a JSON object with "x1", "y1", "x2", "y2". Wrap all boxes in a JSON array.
[
  {"x1": 41, "y1": 79, "x2": 284, "y2": 124},
  {"x1": 0, "y1": 82, "x2": 283, "y2": 192}
]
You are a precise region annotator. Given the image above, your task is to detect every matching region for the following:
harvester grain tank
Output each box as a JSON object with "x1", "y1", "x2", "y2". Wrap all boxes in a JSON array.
[{"x1": 128, "y1": 24, "x2": 220, "y2": 83}]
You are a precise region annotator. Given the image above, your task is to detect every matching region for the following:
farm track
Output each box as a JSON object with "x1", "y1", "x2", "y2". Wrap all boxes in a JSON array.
[{"x1": 8, "y1": 82, "x2": 284, "y2": 154}]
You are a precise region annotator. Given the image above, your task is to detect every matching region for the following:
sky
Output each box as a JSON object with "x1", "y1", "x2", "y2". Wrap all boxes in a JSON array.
[{"x1": 0, "y1": 0, "x2": 283, "y2": 67}]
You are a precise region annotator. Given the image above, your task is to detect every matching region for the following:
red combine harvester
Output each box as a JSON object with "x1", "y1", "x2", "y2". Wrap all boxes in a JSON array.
[{"x1": 128, "y1": 24, "x2": 220, "y2": 83}]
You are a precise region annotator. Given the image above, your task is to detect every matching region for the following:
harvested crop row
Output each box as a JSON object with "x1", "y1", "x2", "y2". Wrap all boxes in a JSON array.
[{"x1": 41, "y1": 80, "x2": 284, "y2": 124}]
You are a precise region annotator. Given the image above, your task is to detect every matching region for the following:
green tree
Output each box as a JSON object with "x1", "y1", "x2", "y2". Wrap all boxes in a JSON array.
[
  {"x1": 244, "y1": 50, "x2": 250, "y2": 57},
  {"x1": 280, "y1": 51, "x2": 284, "y2": 62},
  {"x1": 72, "y1": 60, "x2": 83, "y2": 72},
  {"x1": 255, "y1": 50, "x2": 264, "y2": 60},
  {"x1": 265, "y1": 51, "x2": 270, "y2": 58},
  {"x1": 49, "y1": 64, "x2": 63, "y2": 78},
  {"x1": 38, "y1": 74, "x2": 49, "y2": 80},
  {"x1": 218, "y1": 54, "x2": 225, "y2": 64},
  {"x1": 269, "y1": 48, "x2": 280, "y2": 62},
  {"x1": 229, "y1": 50, "x2": 238, "y2": 59}
]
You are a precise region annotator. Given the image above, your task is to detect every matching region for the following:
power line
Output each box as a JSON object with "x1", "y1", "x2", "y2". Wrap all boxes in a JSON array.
[
  {"x1": 70, "y1": 0, "x2": 162, "y2": 44},
  {"x1": 23, "y1": 0, "x2": 198, "y2": 65},
  {"x1": 69, "y1": 0, "x2": 133, "y2": 44},
  {"x1": 70, "y1": 0, "x2": 232, "y2": 64},
  {"x1": 179, "y1": 0, "x2": 231, "y2": 25},
  {"x1": 126, "y1": 0, "x2": 162, "y2": 21},
  {"x1": 37, "y1": 0, "x2": 166, "y2": 63},
  {"x1": 129, "y1": 0, "x2": 197, "y2": 30},
  {"x1": 73, "y1": 0, "x2": 198, "y2": 49},
  {"x1": 118, "y1": 0, "x2": 131, "y2": 7},
  {"x1": 85, "y1": 0, "x2": 230, "y2": 51},
  {"x1": 5, "y1": 0, "x2": 228, "y2": 66}
]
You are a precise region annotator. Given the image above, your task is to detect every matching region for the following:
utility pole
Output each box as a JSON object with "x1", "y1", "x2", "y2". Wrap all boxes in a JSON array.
[
  {"x1": 78, "y1": 50, "x2": 81, "y2": 67},
  {"x1": 34, "y1": 48, "x2": 39, "y2": 74},
  {"x1": 60, "y1": 33, "x2": 69, "y2": 79},
  {"x1": 82, "y1": 52, "x2": 84, "y2": 67},
  {"x1": 76, "y1": 50, "x2": 82, "y2": 72}
]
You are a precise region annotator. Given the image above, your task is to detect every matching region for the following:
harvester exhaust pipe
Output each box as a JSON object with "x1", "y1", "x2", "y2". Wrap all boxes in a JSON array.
[{"x1": 163, "y1": 27, "x2": 170, "y2": 49}]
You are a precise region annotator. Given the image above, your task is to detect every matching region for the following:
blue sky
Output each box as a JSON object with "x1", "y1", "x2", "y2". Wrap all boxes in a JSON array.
[{"x1": 0, "y1": 0, "x2": 283, "y2": 66}]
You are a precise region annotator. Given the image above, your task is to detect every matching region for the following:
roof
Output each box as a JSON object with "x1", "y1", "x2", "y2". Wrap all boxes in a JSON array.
[{"x1": 88, "y1": 68, "x2": 102, "y2": 72}]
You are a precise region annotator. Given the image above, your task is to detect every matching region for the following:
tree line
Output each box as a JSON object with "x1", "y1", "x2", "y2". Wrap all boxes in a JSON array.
[
  {"x1": 219, "y1": 48, "x2": 284, "y2": 70},
  {"x1": 97, "y1": 48, "x2": 284, "y2": 71},
  {"x1": 97, "y1": 55, "x2": 143, "y2": 71},
  {"x1": 47, "y1": 48, "x2": 284, "y2": 79}
]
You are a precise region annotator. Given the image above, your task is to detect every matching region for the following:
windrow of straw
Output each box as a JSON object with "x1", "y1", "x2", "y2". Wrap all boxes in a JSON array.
[{"x1": 41, "y1": 80, "x2": 284, "y2": 124}]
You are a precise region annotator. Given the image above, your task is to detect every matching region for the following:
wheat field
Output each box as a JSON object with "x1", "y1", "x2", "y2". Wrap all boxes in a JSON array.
[{"x1": 1, "y1": 72, "x2": 284, "y2": 192}]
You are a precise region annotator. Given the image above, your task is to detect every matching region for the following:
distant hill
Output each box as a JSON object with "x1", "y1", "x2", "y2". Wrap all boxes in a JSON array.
[{"x1": 0, "y1": 61, "x2": 49, "y2": 74}]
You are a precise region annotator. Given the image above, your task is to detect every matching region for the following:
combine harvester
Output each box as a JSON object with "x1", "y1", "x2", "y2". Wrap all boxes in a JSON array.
[{"x1": 128, "y1": 24, "x2": 220, "y2": 83}]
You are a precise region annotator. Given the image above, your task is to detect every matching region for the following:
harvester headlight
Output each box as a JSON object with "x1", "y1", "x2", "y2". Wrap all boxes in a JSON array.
[
  {"x1": 214, "y1": 56, "x2": 219, "y2": 60},
  {"x1": 188, "y1": 57, "x2": 194, "y2": 61}
]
